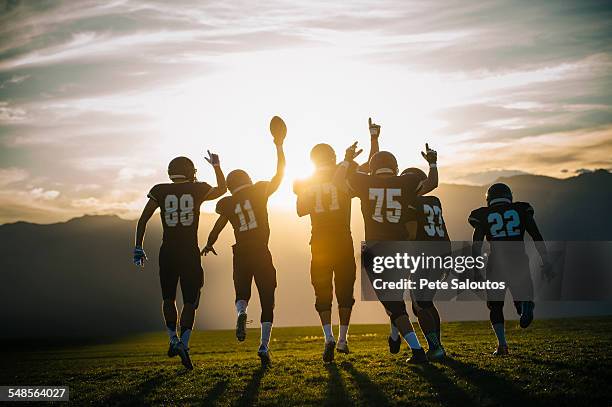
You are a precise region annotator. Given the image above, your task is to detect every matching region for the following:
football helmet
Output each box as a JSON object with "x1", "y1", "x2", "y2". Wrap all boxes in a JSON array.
[
  {"x1": 369, "y1": 151, "x2": 398, "y2": 175},
  {"x1": 227, "y1": 169, "x2": 253, "y2": 194},
  {"x1": 401, "y1": 167, "x2": 427, "y2": 181},
  {"x1": 310, "y1": 143, "x2": 336, "y2": 168},
  {"x1": 168, "y1": 156, "x2": 196, "y2": 181},
  {"x1": 486, "y1": 183, "x2": 513, "y2": 206}
]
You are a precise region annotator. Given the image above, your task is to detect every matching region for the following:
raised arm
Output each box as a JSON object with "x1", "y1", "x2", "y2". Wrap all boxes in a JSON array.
[
  {"x1": 204, "y1": 150, "x2": 227, "y2": 200},
  {"x1": 133, "y1": 198, "x2": 158, "y2": 266},
  {"x1": 417, "y1": 143, "x2": 438, "y2": 196},
  {"x1": 294, "y1": 181, "x2": 312, "y2": 217},
  {"x1": 201, "y1": 215, "x2": 229, "y2": 256},
  {"x1": 358, "y1": 117, "x2": 380, "y2": 173},
  {"x1": 333, "y1": 142, "x2": 363, "y2": 193},
  {"x1": 267, "y1": 140, "x2": 286, "y2": 196}
]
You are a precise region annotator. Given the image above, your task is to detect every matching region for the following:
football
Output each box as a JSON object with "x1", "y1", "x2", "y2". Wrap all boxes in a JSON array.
[{"x1": 269, "y1": 115, "x2": 287, "y2": 143}]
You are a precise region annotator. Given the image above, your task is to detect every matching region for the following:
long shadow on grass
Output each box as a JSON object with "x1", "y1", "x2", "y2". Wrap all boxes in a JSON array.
[
  {"x1": 236, "y1": 365, "x2": 267, "y2": 406},
  {"x1": 102, "y1": 371, "x2": 168, "y2": 405},
  {"x1": 340, "y1": 361, "x2": 393, "y2": 406},
  {"x1": 199, "y1": 379, "x2": 229, "y2": 405},
  {"x1": 414, "y1": 363, "x2": 475, "y2": 406},
  {"x1": 324, "y1": 363, "x2": 352, "y2": 406},
  {"x1": 444, "y1": 357, "x2": 539, "y2": 406}
]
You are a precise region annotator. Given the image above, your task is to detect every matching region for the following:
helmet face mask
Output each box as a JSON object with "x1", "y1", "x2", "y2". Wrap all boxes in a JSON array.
[
  {"x1": 369, "y1": 151, "x2": 398, "y2": 176},
  {"x1": 486, "y1": 183, "x2": 513, "y2": 206},
  {"x1": 168, "y1": 156, "x2": 196, "y2": 182},
  {"x1": 310, "y1": 143, "x2": 336, "y2": 168},
  {"x1": 227, "y1": 169, "x2": 253, "y2": 194}
]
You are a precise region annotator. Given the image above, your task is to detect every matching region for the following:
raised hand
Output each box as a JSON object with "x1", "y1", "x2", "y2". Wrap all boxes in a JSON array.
[
  {"x1": 344, "y1": 141, "x2": 363, "y2": 162},
  {"x1": 201, "y1": 245, "x2": 217, "y2": 256},
  {"x1": 421, "y1": 143, "x2": 437, "y2": 164},
  {"x1": 369, "y1": 117, "x2": 381, "y2": 138},
  {"x1": 205, "y1": 150, "x2": 220, "y2": 166}
]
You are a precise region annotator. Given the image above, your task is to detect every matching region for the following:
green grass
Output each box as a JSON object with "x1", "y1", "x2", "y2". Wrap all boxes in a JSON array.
[{"x1": 1, "y1": 317, "x2": 611, "y2": 406}]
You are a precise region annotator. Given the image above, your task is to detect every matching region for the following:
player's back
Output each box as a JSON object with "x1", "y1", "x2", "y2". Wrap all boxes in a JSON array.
[
  {"x1": 409, "y1": 195, "x2": 450, "y2": 241},
  {"x1": 216, "y1": 181, "x2": 271, "y2": 247},
  {"x1": 295, "y1": 166, "x2": 352, "y2": 238},
  {"x1": 148, "y1": 181, "x2": 213, "y2": 247},
  {"x1": 350, "y1": 172, "x2": 421, "y2": 241},
  {"x1": 469, "y1": 201, "x2": 534, "y2": 242}
]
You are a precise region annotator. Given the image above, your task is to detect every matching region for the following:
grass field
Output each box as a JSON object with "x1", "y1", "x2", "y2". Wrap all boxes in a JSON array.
[{"x1": 1, "y1": 317, "x2": 611, "y2": 406}]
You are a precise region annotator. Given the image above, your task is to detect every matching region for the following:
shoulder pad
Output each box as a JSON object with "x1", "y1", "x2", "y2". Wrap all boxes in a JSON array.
[{"x1": 468, "y1": 207, "x2": 486, "y2": 228}]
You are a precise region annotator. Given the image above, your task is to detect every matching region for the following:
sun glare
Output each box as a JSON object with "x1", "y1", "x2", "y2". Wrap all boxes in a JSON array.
[{"x1": 157, "y1": 48, "x2": 446, "y2": 208}]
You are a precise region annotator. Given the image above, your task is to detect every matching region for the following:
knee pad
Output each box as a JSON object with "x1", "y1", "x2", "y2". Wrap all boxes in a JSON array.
[
  {"x1": 384, "y1": 302, "x2": 408, "y2": 323},
  {"x1": 315, "y1": 301, "x2": 332, "y2": 313},
  {"x1": 337, "y1": 296, "x2": 355, "y2": 310}
]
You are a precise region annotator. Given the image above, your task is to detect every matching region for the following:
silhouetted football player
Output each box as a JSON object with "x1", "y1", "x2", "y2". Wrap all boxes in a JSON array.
[
  {"x1": 292, "y1": 118, "x2": 380, "y2": 363},
  {"x1": 134, "y1": 152, "x2": 227, "y2": 370},
  {"x1": 469, "y1": 183, "x2": 552, "y2": 356},
  {"x1": 402, "y1": 167, "x2": 449, "y2": 361},
  {"x1": 203, "y1": 134, "x2": 285, "y2": 366},
  {"x1": 335, "y1": 141, "x2": 439, "y2": 363}
]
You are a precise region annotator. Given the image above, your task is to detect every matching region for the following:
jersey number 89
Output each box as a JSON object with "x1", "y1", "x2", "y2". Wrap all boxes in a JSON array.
[{"x1": 164, "y1": 194, "x2": 194, "y2": 227}]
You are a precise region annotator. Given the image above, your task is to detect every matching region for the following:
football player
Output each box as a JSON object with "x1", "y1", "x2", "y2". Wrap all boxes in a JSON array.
[
  {"x1": 133, "y1": 152, "x2": 227, "y2": 370},
  {"x1": 334, "y1": 141, "x2": 439, "y2": 363},
  {"x1": 292, "y1": 118, "x2": 380, "y2": 363},
  {"x1": 202, "y1": 134, "x2": 285, "y2": 366},
  {"x1": 469, "y1": 183, "x2": 552, "y2": 356},
  {"x1": 401, "y1": 167, "x2": 449, "y2": 361}
]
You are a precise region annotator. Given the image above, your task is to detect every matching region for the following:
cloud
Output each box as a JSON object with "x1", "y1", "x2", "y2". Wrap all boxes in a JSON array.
[
  {"x1": 117, "y1": 167, "x2": 155, "y2": 182},
  {"x1": 0, "y1": 0, "x2": 611, "y2": 223},
  {"x1": 0, "y1": 167, "x2": 28, "y2": 186},
  {"x1": 29, "y1": 187, "x2": 60, "y2": 200}
]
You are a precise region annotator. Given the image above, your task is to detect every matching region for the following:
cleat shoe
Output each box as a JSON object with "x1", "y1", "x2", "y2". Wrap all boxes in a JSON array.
[
  {"x1": 426, "y1": 346, "x2": 446, "y2": 361},
  {"x1": 493, "y1": 344, "x2": 509, "y2": 356},
  {"x1": 236, "y1": 313, "x2": 247, "y2": 342},
  {"x1": 388, "y1": 336, "x2": 401, "y2": 354},
  {"x1": 407, "y1": 348, "x2": 428, "y2": 364},
  {"x1": 323, "y1": 340, "x2": 336, "y2": 363},
  {"x1": 520, "y1": 301, "x2": 535, "y2": 328},
  {"x1": 167, "y1": 337, "x2": 180, "y2": 358},
  {"x1": 336, "y1": 340, "x2": 350, "y2": 354},
  {"x1": 176, "y1": 341, "x2": 194, "y2": 370},
  {"x1": 258, "y1": 345, "x2": 272, "y2": 366}
]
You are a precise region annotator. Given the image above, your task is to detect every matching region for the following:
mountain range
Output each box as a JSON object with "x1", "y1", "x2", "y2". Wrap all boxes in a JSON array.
[{"x1": 1, "y1": 170, "x2": 611, "y2": 337}]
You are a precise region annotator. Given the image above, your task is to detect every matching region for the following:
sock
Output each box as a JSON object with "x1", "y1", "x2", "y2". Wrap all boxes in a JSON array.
[
  {"x1": 425, "y1": 332, "x2": 440, "y2": 350},
  {"x1": 403, "y1": 331, "x2": 422, "y2": 350},
  {"x1": 492, "y1": 323, "x2": 507, "y2": 346},
  {"x1": 236, "y1": 300, "x2": 248, "y2": 315},
  {"x1": 180, "y1": 327, "x2": 192, "y2": 347},
  {"x1": 390, "y1": 323, "x2": 400, "y2": 341},
  {"x1": 322, "y1": 324, "x2": 334, "y2": 343},
  {"x1": 166, "y1": 322, "x2": 177, "y2": 340},
  {"x1": 260, "y1": 322, "x2": 272, "y2": 350},
  {"x1": 339, "y1": 325, "x2": 349, "y2": 343}
]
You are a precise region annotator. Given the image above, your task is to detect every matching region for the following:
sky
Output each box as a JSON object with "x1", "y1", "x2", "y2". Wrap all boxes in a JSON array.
[{"x1": 0, "y1": 0, "x2": 611, "y2": 223}]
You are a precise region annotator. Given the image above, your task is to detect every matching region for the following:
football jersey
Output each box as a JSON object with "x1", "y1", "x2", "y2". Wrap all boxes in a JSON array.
[
  {"x1": 468, "y1": 201, "x2": 534, "y2": 242},
  {"x1": 147, "y1": 181, "x2": 213, "y2": 247},
  {"x1": 406, "y1": 195, "x2": 450, "y2": 241},
  {"x1": 216, "y1": 181, "x2": 271, "y2": 246},
  {"x1": 293, "y1": 165, "x2": 352, "y2": 237},
  {"x1": 348, "y1": 171, "x2": 422, "y2": 241}
]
